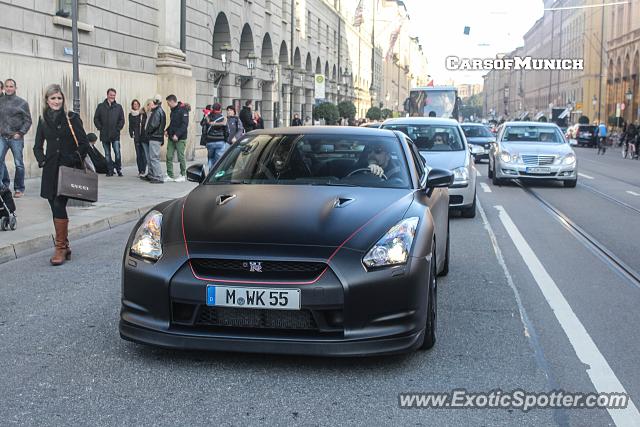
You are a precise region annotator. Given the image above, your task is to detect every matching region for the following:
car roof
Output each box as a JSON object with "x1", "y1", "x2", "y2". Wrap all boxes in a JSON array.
[
  {"x1": 461, "y1": 123, "x2": 486, "y2": 126},
  {"x1": 381, "y1": 117, "x2": 460, "y2": 126},
  {"x1": 501, "y1": 121, "x2": 560, "y2": 128},
  {"x1": 248, "y1": 126, "x2": 397, "y2": 137}
]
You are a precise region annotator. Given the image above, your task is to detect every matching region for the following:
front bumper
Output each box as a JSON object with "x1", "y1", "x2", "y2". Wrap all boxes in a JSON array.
[
  {"x1": 119, "y1": 242, "x2": 432, "y2": 356},
  {"x1": 495, "y1": 161, "x2": 577, "y2": 181},
  {"x1": 448, "y1": 177, "x2": 476, "y2": 208}
]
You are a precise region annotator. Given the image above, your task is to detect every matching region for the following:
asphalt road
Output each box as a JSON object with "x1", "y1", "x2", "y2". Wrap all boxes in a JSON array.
[{"x1": 1, "y1": 146, "x2": 639, "y2": 426}]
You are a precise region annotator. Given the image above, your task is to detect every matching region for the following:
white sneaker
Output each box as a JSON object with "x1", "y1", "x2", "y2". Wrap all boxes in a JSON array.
[
  {"x1": 163, "y1": 176, "x2": 175, "y2": 183},
  {"x1": 174, "y1": 175, "x2": 186, "y2": 182}
]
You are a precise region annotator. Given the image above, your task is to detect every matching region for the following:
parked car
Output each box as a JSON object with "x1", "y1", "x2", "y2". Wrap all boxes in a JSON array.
[
  {"x1": 381, "y1": 117, "x2": 477, "y2": 218},
  {"x1": 488, "y1": 122, "x2": 578, "y2": 187},
  {"x1": 575, "y1": 124, "x2": 598, "y2": 147},
  {"x1": 120, "y1": 126, "x2": 453, "y2": 356},
  {"x1": 461, "y1": 123, "x2": 496, "y2": 162}
]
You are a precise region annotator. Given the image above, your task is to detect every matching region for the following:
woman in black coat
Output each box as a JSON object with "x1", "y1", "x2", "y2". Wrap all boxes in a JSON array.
[
  {"x1": 128, "y1": 99, "x2": 147, "y2": 176},
  {"x1": 33, "y1": 84, "x2": 89, "y2": 266}
]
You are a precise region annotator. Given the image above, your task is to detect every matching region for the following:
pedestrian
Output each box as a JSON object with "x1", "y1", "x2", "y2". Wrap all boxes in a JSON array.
[
  {"x1": 128, "y1": 99, "x2": 147, "y2": 177},
  {"x1": 86, "y1": 132, "x2": 108, "y2": 174},
  {"x1": 199, "y1": 104, "x2": 212, "y2": 147},
  {"x1": 0, "y1": 78, "x2": 32, "y2": 198},
  {"x1": 202, "y1": 102, "x2": 228, "y2": 171},
  {"x1": 253, "y1": 111, "x2": 264, "y2": 129},
  {"x1": 596, "y1": 121, "x2": 608, "y2": 155},
  {"x1": 239, "y1": 100, "x2": 255, "y2": 132},
  {"x1": 304, "y1": 116, "x2": 312, "y2": 126},
  {"x1": 226, "y1": 105, "x2": 244, "y2": 145},
  {"x1": 32, "y1": 84, "x2": 89, "y2": 266},
  {"x1": 93, "y1": 88, "x2": 125, "y2": 176},
  {"x1": 165, "y1": 94, "x2": 189, "y2": 182},
  {"x1": 0, "y1": 80, "x2": 8, "y2": 190},
  {"x1": 291, "y1": 114, "x2": 303, "y2": 126},
  {"x1": 144, "y1": 97, "x2": 166, "y2": 183}
]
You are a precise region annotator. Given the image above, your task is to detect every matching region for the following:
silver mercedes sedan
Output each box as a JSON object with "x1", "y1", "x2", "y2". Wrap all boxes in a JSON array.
[{"x1": 488, "y1": 122, "x2": 578, "y2": 187}]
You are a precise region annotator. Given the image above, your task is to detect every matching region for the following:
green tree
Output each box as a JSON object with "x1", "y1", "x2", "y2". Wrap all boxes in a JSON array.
[
  {"x1": 313, "y1": 102, "x2": 340, "y2": 125},
  {"x1": 338, "y1": 101, "x2": 357, "y2": 119},
  {"x1": 366, "y1": 106, "x2": 382, "y2": 121},
  {"x1": 381, "y1": 108, "x2": 393, "y2": 119}
]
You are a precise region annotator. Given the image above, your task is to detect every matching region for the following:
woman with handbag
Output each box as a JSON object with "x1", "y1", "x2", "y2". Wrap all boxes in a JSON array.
[
  {"x1": 128, "y1": 99, "x2": 147, "y2": 177},
  {"x1": 33, "y1": 84, "x2": 89, "y2": 266}
]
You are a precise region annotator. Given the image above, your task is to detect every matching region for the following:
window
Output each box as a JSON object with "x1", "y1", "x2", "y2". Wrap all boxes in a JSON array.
[
  {"x1": 57, "y1": 0, "x2": 72, "y2": 15},
  {"x1": 318, "y1": 18, "x2": 321, "y2": 41},
  {"x1": 307, "y1": 11, "x2": 311, "y2": 33},
  {"x1": 326, "y1": 24, "x2": 329, "y2": 44}
]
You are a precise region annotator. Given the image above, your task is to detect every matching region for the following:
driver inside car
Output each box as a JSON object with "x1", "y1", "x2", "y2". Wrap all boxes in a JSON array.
[{"x1": 366, "y1": 144, "x2": 402, "y2": 178}]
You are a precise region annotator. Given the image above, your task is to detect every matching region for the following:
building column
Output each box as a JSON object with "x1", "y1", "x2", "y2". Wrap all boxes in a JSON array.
[
  {"x1": 281, "y1": 84, "x2": 291, "y2": 127},
  {"x1": 305, "y1": 89, "x2": 315, "y2": 122},
  {"x1": 156, "y1": 0, "x2": 196, "y2": 160},
  {"x1": 293, "y1": 86, "x2": 304, "y2": 119},
  {"x1": 260, "y1": 80, "x2": 275, "y2": 128}
]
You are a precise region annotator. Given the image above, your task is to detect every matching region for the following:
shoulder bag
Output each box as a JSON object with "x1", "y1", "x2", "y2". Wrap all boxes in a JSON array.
[{"x1": 56, "y1": 117, "x2": 99, "y2": 202}]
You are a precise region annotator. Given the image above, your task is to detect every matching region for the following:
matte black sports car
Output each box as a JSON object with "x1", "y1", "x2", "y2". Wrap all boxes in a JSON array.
[{"x1": 119, "y1": 127, "x2": 453, "y2": 356}]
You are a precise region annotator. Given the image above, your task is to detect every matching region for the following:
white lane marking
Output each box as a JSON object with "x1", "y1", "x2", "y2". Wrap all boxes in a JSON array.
[
  {"x1": 494, "y1": 205, "x2": 640, "y2": 426},
  {"x1": 480, "y1": 183, "x2": 492, "y2": 193},
  {"x1": 626, "y1": 191, "x2": 640, "y2": 197},
  {"x1": 578, "y1": 173, "x2": 594, "y2": 180},
  {"x1": 476, "y1": 169, "x2": 482, "y2": 177}
]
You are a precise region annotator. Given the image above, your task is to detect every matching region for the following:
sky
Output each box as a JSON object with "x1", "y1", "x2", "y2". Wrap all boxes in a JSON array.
[{"x1": 402, "y1": 0, "x2": 545, "y2": 86}]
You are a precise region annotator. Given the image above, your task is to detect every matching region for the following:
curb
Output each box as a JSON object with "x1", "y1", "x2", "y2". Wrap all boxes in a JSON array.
[{"x1": 0, "y1": 204, "x2": 156, "y2": 265}]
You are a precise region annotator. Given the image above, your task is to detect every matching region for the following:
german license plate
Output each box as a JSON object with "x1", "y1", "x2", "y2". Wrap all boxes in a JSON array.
[
  {"x1": 206, "y1": 285, "x2": 301, "y2": 310},
  {"x1": 526, "y1": 167, "x2": 551, "y2": 174}
]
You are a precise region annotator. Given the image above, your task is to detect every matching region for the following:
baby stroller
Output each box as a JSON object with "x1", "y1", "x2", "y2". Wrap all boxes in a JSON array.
[{"x1": 0, "y1": 186, "x2": 17, "y2": 231}]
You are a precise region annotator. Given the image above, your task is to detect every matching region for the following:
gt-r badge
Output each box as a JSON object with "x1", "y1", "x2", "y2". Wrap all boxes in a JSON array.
[{"x1": 249, "y1": 262, "x2": 263, "y2": 272}]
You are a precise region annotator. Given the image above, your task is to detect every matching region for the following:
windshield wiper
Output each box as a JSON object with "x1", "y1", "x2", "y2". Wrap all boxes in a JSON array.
[{"x1": 313, "y1": 181, "x2": 358, "y2": 187}]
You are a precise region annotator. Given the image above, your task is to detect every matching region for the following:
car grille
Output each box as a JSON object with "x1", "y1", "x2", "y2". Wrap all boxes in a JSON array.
[
  {"x1": 449, "y1": 195, "x2": 464, "y2": 205},
  {"x1": 196, "y1": 306, "x2": 318, "y2": 330},
  {"x1": 521, "y1": 154, "x2": 556, "y2": 166},
  {"x1": 191, "y1": 259, "x2": 327, "y2": 281}
]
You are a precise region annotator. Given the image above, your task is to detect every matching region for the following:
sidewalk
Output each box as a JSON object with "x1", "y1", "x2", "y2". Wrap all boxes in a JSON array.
[{"x1": 0, "y1": 149, "x2": 207, "y2": 264}]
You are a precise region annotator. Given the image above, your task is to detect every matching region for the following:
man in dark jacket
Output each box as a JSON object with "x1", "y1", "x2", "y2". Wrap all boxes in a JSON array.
[
  {"x1": 0, "y1": 78, "x2": 32, "y2": 197},
  {"x1": 239, "y1": 100, "x2": 255, "y2": 132},
  {"x1": 165, "y1": 94, "x2": 189, "y2": 182},
  {"x1": 144, "y1": 99, "x2": 167, "y2": 183},
  {"x1": 226, "y1": 105, "x2": 244, "y2": 145},
  {"x1": 291, "y1": 113, "x2": 303, "y2": 126},
  {"x1": 93, "y1": 88, "x2": 125, "y2": 176}
]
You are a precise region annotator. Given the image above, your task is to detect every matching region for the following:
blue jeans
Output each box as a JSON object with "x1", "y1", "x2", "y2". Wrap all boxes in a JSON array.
[
  {"x1": 1, "y1": 164, "x2": 9, "y2": 190},
  {"x1": 102, "y1": 140, "x2": 122, "y2": 174},
  {"x1": 0, "y1": 136, "x2": 25, "y2": 192},
  {"x1": 206, "y1": 141, "x2": 227, "y2": 172}
]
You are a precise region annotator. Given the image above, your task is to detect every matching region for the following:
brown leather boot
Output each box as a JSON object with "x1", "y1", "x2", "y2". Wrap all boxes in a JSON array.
[{"x1": 50, "y1": 218, "x2": 69, "y2": 266}]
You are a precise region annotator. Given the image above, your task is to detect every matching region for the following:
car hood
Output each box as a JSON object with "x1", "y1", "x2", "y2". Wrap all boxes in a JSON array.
[
  {"x1": 419, "y1": 150, "x2": 468, "y2": 170},
  {"x1": 466, "y1": 137, "x2": 495, "y2": 145},
  {"x1": 500, "y1": 142, "x2": 573, "y2": 156},
  {"x1": 179, "y1": 184, "x2": 414, "y2": 253}
]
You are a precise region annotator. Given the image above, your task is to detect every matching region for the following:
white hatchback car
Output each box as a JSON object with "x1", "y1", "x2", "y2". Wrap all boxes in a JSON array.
[
  {"x1": 488, "y1": 122, "x2": 577, "y2": 187},
  {"x1": 382, "y1": 118, "x2": 477, "y2": 218}
]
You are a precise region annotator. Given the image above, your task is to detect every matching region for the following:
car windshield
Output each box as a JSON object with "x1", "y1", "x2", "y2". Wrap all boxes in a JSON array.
[
  {"x1": 503, "y1": 126, "x2": 564, "y2": 143},
  {"x1": 462, "y1": 125, "x2": 493, "y2": 138},
  {"x1": 207, "y1": 134, "x2": 411, "y2": 189},
  {"x1": 381, "y1": 124, "x2": 465, "y2": 151}
]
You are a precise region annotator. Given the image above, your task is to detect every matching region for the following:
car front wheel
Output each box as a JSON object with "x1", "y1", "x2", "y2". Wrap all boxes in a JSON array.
[
  {"x1": 461, "y1": 193, "x2": 477, "y2": 218},
  {"x1": 564, "y1": 178, "x2": 577, "y2": 188}
]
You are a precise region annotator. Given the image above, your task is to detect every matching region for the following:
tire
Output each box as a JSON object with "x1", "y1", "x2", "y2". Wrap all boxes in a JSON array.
[
  {"x1": 487, "y1": 159, "x2": 494, "y2": 178},
  {"x1": 564, "y1": 179, "x2": 577, "y2": 188},
  {"x1": 438, "y1": 222, "x2": 450, "y2": 277},
  {"x1": 492, "y1": 171, "x2": 504, "y2": 186},
  {"x1": 0, "y1": 217, "x2": 8, "y2": 231},
  {"x1": 420, "y1": 248, "x2": 437, "y2": 350},
  {"x1": 461, "y1": 193, "x2": 477, "y2": 218},
  {"x1": 9, "y1": 216, "x2": 16, "y2": 231}
]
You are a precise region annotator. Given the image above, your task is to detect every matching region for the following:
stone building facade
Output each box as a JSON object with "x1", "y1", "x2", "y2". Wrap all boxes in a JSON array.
[{"x1": 0, "y1": 0, "x2": 427, "y2": 179}]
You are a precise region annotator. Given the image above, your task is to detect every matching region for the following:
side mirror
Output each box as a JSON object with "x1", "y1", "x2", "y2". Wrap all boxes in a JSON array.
[
  {"x1": 187, "y1": 164, "x2": 206, "y2": 183},
  {"x1": 425, "y1": 168, "x2": 454, "y2": 188}
]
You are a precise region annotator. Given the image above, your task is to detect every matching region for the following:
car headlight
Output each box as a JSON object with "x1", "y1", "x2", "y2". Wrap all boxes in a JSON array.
[
  {"x1": 500, "y1": 151, "x2": 512, "y2": 163},
  {"x1": 363, "y1": 217, "x2": 419, "y2": 268},
  {"x1": 562, "y1": 153, "x2": 576, "y2": 165},
  {"x1": 130, "y1": 210, "x2": 163, "y2": 261},
  {"x1": 452, "y1": 166, "x2": 469, "y2": 183}
]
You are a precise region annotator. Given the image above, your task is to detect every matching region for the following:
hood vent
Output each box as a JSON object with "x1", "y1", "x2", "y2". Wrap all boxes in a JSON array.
[
  {"x1": 333, "y1": 197, "x2": 355, "y2": 208},
  {"x1": 217, "y1": 194, "x2": 236, "y2": 206}
]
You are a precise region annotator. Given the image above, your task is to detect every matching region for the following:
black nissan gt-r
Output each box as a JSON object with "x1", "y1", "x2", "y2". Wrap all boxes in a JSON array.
[{"x1": 119, "y1": 127, "x2": 453, "y2": 356}]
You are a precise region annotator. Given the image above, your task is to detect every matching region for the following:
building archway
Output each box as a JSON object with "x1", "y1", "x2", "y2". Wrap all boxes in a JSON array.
[
  {"x1": 212, "y1": 13, "x2": 231, "y2": 60},
  {"x1": 240, "y1": 24, "x2": 255, "y2": 60}
]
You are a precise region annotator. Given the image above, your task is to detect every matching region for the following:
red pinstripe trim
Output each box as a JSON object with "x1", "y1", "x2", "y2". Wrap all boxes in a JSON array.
[{"x1": 181, "y1": 192, "x2": 413, "y2": 285}]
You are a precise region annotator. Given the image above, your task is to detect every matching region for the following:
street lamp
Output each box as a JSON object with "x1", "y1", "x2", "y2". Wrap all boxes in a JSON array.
[
  {"x1": 220, "y1": 43, "x2": 233, "y2": 72},
  {"x1": 246, "y1": 52, "x2": 257, "y2": 76},
  {"x1": 625, "y1": 88, "x2": 633, "y2": 103}
]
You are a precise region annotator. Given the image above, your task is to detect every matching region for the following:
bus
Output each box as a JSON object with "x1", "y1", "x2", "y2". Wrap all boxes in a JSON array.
[{"x1": 405, "y1": 86, "x2": 461, "y2": 120}]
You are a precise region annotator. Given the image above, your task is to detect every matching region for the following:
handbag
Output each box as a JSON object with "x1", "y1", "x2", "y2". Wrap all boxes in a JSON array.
[{"x1": 56, "y1": 117, "x2": 99, "y2": 202}]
